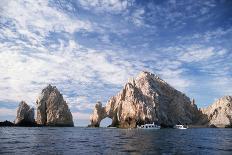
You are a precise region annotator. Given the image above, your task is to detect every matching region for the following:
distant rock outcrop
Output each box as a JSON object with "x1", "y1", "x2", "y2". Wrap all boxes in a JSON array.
[
  {"x1": 15, "y1": 101, "x2": 35, "y2": 126},
  {"x1": 200, "y1": 96, "x2": 232, "y2": 127},
  {"x1": 36, "y1": 84, "x2": 74, "y2": 127},
  {"x1": 90, "y1": 71, "x2": 200, "y2": 128},
  {"x1": 0, "y1": 120, "x2": 15, "y2": 126}
]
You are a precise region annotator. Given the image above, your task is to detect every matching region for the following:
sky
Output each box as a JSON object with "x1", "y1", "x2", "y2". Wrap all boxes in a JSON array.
[{"x1": 0, "y1": 0, "x2": 232, "y2": 126}]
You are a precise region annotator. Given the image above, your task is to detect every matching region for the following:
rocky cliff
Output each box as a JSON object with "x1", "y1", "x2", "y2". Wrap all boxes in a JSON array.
[
  {"x1": 200, "y1": 96, "x2": 232, "y2": 127},
  {"x1": 90, "y1": 71, "x2": 200, "y2": 128},
  {"x1": 15, "y1": 101, "x2": 35, "y2": 126},
  {"x1": 36, "y1": 84, "x2": 74, "y2": 127}
]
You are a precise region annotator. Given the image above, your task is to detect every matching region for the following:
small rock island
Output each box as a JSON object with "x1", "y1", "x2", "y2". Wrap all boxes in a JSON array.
[
  {"x1": 36, "y1": 84, "x2": 74, "y2": 127},
  {"x1": 15, "y1": 101, "x2": 35, "y2": 126}
]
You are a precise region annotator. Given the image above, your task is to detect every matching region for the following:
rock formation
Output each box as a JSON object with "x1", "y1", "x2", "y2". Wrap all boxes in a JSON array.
[
  {"x1": 90, "y1": 102, "x2": 107, "y2": 127},
  {"x1": 0, "y1": 120, "x2": 15, "y2": 126},
  {"x1": 36, "y1": 84, "x2": 74, "y2": 127},
  {"x1": 200, "y1": 96, "x2": 232, "y2": 127},
  {"x1": 15, "y1": 101, "x2": 35, "y2": 126},
  {"x1": 90, "y1": 71, "x2": 200, "y2": 128}
]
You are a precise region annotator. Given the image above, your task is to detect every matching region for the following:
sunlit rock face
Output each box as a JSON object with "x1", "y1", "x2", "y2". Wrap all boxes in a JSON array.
[
  {"x1": 200, "y1": 96, "x2": 232, "y2": 127},
  {"x1": 90, "y1": 102, "x2": 107, "y2": 127},
  {"x1": 15, "y1": 101, "x2": 35, "y2": 125},
  {"x1": 36, "y1": 84, "x2": 74, "y2": 127},
  {"x1": 90, "y1": 71, "x2": 200, "y2": 128}
]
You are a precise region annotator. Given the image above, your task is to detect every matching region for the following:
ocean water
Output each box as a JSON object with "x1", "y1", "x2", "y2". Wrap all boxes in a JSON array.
[{"x1": 0, "y1": 127, "x2": 231, "y2": 155}]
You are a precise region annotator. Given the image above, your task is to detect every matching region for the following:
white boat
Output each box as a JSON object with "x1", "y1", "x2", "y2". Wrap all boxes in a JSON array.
[
  {"x1": 174, "y1": 125, "x2": 188, "y2": 129},
  {"x1": 137, "y1": 122, "x2": 161, "y2": 129},
  {"x1": 107, "y1": 127, "x2": 117, "y2": 129}
]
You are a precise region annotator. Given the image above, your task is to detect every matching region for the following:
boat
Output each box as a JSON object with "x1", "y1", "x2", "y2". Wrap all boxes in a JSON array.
[
  {"x1": 137, "y1": 122, "x2": 161, "y2": 129},
  {"x1": 107, "y1": 127, "x2": 117, "y2": 129},
  {"x1": 174, "y1": 124, "x2": 188, "y2": 129}
]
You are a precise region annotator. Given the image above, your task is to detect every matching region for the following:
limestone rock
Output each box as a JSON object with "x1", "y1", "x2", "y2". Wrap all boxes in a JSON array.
[
  {"x1": 36, "y1": 84, "x2": 74, "y2": 127},
  {"x1": 90, "y1": 102, "x2": 106, "y2": 127},
  {"x1": 15, "y1": 101, "x2": 35, "y2": 126},
  {"x1": 200, "y1": 96, "x2": 232, "y2": 127},
  {"x1": 90, "y1": 71, "x2": 200, "y2": 128}
]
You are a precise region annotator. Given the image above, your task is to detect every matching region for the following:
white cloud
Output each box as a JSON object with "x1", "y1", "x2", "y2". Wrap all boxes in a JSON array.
[
  {"x1": 158, "y1": 68, "x2": 191, "y2": 92},
  {"x1": 179, "y1": 27, "x2": 232, "y2": 43},
  {"x1": 101, "y1": 35, "x2": 111, "y2": 44},
  {"x1": 0, "y1": 0, "x2": 92, "y2": 46},
  {"x1": 131, "y1": 8, "x2": 145, "y2": 27},
  {"x1": 217, "y1": 49, "x2": 227, "y2": 56},
  {"x1": 179, "y1": 46, "x2": 214, "y2": 62},
  {"x1": 78, "y1": 0, "x2": 133, "y2": 13},
  {"x1": 211, "y1": 77, "x2": 232, "y2": 96}
]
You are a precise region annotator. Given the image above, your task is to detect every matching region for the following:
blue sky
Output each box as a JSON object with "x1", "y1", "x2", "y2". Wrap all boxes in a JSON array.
[{"x1": 0, "y1": 0, "x2": 232, "y2": 126}]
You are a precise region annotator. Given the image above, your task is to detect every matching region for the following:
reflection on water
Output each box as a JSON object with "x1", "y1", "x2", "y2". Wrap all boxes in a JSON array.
[{"x1": 0, "y1": 127, "x2": 232, "y2": 154}]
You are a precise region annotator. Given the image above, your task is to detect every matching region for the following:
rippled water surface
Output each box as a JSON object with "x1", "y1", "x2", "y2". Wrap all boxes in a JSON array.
[{"x1": 0, "y1": 127, "x2": 232, "y2": 154}]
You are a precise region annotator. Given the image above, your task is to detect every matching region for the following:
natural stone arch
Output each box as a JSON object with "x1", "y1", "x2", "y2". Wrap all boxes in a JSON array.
[{"x1": 90, "y1": 101, "x2": 120, "y2": 127}]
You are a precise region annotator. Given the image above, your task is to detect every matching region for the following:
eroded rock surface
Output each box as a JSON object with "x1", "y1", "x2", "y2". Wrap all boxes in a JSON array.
[
  {"x1": 90, "y1": 71, "x2": 200, "y2": 128},
  {"x1": 90, "y1": 102, "x2": 107, "y2": 127},
  {"x1": 15, "y1": 101, "x2": 35, "y2": 126},
  {"x1": 36, "y1": 84, "x2": 74, "y2": 127},
  {"x1": 200, "y1": 96, "x2": 232, "y2": 127}
]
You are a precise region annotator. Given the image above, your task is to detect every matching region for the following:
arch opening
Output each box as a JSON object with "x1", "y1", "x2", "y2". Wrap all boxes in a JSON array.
[{"x1": 100, "y1": 117, "x2": 112, "y2": 127}]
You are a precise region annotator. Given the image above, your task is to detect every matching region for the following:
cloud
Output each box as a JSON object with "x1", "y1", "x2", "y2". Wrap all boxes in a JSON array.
[
  {"x1": 0, "y1": 108, "x2": 16, "y2": 117},
  {"x1": 179, "y1": 46, "x2": 215, "y2": 62},
  {"x1": 180, "y1": 27, "x2": 232, "y2": 43},
  {"x1": 78, "y1": 0, "x2": 133, "y2": 13},
  {"x1": 210, "y1": 76, "x2": 232, "y2": 97},
  {"x1": 158, "y1": 68, "x2": 191, "y2": 91},
  {"x1": 131, "y1": 8, "x2": 145, "y2": 27},
  {"x1": 0, "y1": 0, "x2": 92, "y2": 46},
  {"x1": 72, "y1": 111, "x2": 90, "y2": 120}
]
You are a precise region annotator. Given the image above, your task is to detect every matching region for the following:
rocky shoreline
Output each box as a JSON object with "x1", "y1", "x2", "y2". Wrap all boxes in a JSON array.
[{"x1": 1, "y1": 71, "x2": 232, "y2": 128}]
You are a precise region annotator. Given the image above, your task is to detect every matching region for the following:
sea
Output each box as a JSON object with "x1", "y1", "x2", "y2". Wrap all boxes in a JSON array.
[{"x1": 0, "y1": 127, "x2": 231, "y2": 155}]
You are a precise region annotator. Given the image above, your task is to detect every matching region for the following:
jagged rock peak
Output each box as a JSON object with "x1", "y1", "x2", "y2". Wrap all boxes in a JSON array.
[
  {"x1": 36, "y1": 84, "x2": 74, "y2": 127},
  {"x1": 136, "y1": 71, "x2": 163, "y2": 81},
  {"x1": 15, "y1": 101, "x2": 35, "y2": 125},
  {"x1": 207, "y1": 96, "x2": 232, "y2": 109},
  {"x1": 40, "y1": 84, "x2": 60, "y2": 97},
  {"x1": 201, "y1": 96, "x2": 232, "y2": 127},
  {"x1": 127, "y1": 71, "x2": 166, "y2": 85},
  {"x1": 130, "y1": 71, "x2": 182, "y2": 96}
]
